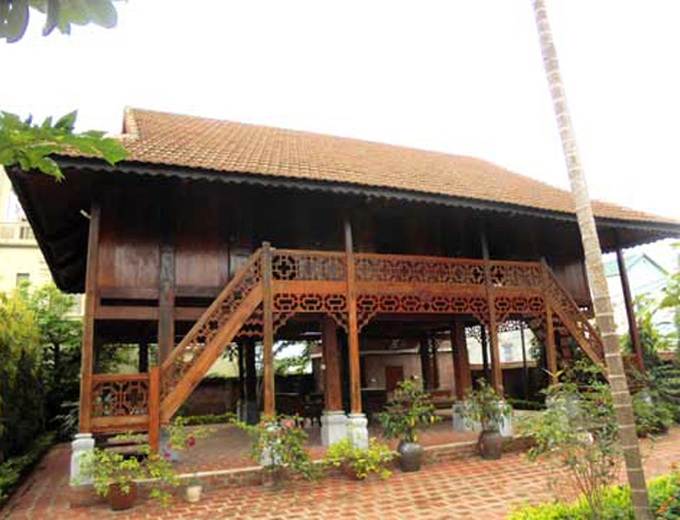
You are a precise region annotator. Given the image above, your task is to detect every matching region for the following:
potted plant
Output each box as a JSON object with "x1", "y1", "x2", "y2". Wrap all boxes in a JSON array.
[
  {"x1": 323, "y1": 438, "x2": 396, "y2": 480},
  {"x1": 462, "y1": 380, "x2": 512, "y2": 460},
  {"x1": 166, "y1": 417, "x2": 216, "y2": 503},
  {"x1": 235, "y1": 415, "x2": 320, "y2": 485},
  {"x1": 378, "y1": 380, "x2": 441, "y2": 472},
  {"x1": 79, "y1": 441, "x2": 178, "y2": 510}
]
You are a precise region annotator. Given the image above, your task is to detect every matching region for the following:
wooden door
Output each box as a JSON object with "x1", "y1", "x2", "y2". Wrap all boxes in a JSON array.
[{"x1": 385, "y1": 366, "x2": 404, "y2": 393}]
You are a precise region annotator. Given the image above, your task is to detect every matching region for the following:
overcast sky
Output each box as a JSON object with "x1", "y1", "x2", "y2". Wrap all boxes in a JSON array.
[{"x1": 1, "y1": 1, "x2": 678, "y2": 264}]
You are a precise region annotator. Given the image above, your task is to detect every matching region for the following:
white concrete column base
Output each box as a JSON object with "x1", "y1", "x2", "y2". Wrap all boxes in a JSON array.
[
  {"x1": 321, "y1": 411, "x2": 348, "y2": 447},
  {"x1": 346, "y1": 413, "x2": 369, "y2": 449},
  {"x1": 70, "y1": 433, "x2": 95, "y2": 485},
  {"x1": 451, "y1": 401, "x2": 513, "y2": 437}
]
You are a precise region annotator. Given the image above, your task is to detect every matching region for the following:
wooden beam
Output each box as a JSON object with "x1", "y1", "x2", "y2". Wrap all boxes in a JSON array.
[
  {"x1": 451, "y1": 320, "x2": 472, "y2": 400},
  {"x1": 431, "y1": 336, "x2": 440, "y2": 389},
  {"x1": 616, "y1": 247, "x2": 644, "y2": 372},
  {"x1": 345, "y1": 219, "x2": 362, "y2": 414},
  {"x1": 237, "y1": 341, "x2": 246, "y2": 404},
  {"x1": 158, "y1": 195, "x2": 175, "y2": 363},
  {"x1": 79, "y1": 202, "x2": 100, "y2": 433},
  {"x1": 148, "y1": 366, "x2": 160, "y2": 453},
  {"x1": 322, "y1": 316, "x2": 343, "y2": 411},
  {"x1": 262, "y1": 242, "x2": 276, "y2": 417},
  {"x1": 480, "y1": 325, "x2": 490, "y2": 381}
]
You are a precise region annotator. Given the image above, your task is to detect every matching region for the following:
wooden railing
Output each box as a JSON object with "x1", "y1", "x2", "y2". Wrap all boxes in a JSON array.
[
  {"x1": 542, "y1": 264, "x2": 604, "y2": 365},
  {"x1": 160, "y1": 248, "x2": 263, "y2": 399}
]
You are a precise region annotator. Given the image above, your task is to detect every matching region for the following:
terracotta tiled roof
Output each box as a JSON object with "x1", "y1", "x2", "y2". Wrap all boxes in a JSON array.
[{"x1": 115, "y1": 108, "x2": 676, "y2": 225}]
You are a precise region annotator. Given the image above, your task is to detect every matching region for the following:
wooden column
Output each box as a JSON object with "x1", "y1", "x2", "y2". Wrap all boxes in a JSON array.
[
  {"x1": 545, "y1": 303, "x2": 558, "y2": 384},
  {"x1": 244, "y1": 338, "x2": 257, "y2": 413},
  {"x1": 344, "y1": 219, "x2": 362, "y2": 415},
  {"x1": 451, "y1": 321, "x2": 472, "y2": 400},
  {"x1": 158, "y1": 195, "x2": 175, "y2": 363},
  {"x1": 541, "y1": 265, "x2": 558, "y2": 385},
  {"x1": 419, "y1": 335, "x2": 433, "y2": 390},
  {"x1": 481, "y1": 231, "x2": 503, "y2": 395},
  {"x1": 237, "y1": 341, "x2": 246, "y2": 404},
  {"x1": 322, "y1": 316, "x2": 343, "y2": 411},
  {"x1": 431, "y1": 337, "x2": 440, "y2": 389},
  {"x1": 138, "y1": 343, "x2": 149, "y2": 373},
  {"x1": 148, "y1": 366, "x2": 160, "y2": 453},
  {"x1": 520, "y1": 322, "x2": 530, "y2": 399},
  {"x1": 78, "y1": 203, "x2": 100, "y2": 433},
  {"x1": 480, "y1": 325, "x2": 490, "y2": 380},
  {"x1": 262, "y1": 242, "x2": 275, "y2": 417},
  {"x1": 616, "y1": 247, "x2": 644, "y2": 371}
]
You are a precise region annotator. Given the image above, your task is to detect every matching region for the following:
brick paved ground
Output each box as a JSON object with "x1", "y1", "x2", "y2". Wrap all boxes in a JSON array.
[{"x1": 2, "y1": 426, "x2": 679, "y2": 519}]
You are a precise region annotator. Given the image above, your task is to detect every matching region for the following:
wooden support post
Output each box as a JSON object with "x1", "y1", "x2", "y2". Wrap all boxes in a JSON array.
[
  {"x1": 616, "y1": 247, "x2": 644, "y2": 372},
  {"x1": 344, "y1": 219, "x2": 362, "y2": 415},
  {"x1": 451, "y1": 321, "x2": 472, "y2": 400},
  {"x1": 419, "y1": 335, "x2": 432, "y2": 390},
  {"x1": 237, "y1": 341, "x2": 245, "y2": 404},
  {"x1": 138, "y1": 343, "x2": 149, "y2": 373},
  {"x1": 158, "y1": 196, "x2": 175, "y2": 363},
  {"x1": 520, "y1": 322, "x2": 530, "y2": 399},
  {"x1": 545, "y1": 302, "x2": 558, "y2": 384},
  {"x1": 481, "y1": 230, "x2": 503, "y2": 396},
  {"x1": 262, "y1": 242, "x2": 275, "y2": 417},
  {"x1": 148, "y1": 366, "x2": 160, "y2": 453},
  {"x1": 480, "y1": 325, "x2": 490, "y2": 381},
  {"x1": 322, "y1": 316, "x2": 343, "y2": 411},
  {"x1": 79, "y1": 203, "x2": 100, "y2": 433},
  {"x1": 245, "y1": 339, "x2": 257, "y2": 405},
  {"x1": 431, "y1": 337, "x2": 440, "y2": 389}
]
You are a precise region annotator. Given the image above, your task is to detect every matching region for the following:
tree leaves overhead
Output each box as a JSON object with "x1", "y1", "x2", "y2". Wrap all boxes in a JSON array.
[
  {"x1": 0, "y1": 109, "x2": 127, "y2": 180},
  {"x1": 0, "y1": 0, "x2": 119, "y2": 43}
]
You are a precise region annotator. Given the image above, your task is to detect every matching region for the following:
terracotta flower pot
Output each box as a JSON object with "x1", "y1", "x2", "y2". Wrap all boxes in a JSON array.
[
  {"x1": 478, "y1": 430, "x2": 503, "y2": 460},
  {"x1": 107, "y1": 482, "x2": 138, "y2": 511},
  {"x1": 398, "y1": 441, "x2": 424, "y2": 472}
]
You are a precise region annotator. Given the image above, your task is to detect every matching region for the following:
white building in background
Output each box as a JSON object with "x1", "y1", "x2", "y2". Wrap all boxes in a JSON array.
[
  {"x1": 0, "y1": 169, "x2": 83, "y2": 314},
  {"x1": 604, "y1": 250, "x2": 675, "y2": 337}
]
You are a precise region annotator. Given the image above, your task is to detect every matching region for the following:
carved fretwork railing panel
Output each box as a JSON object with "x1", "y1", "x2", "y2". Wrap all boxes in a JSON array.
[
  {"x1": 91, "y1": 373, "x2": 149, "y2": 417},
  {"x1": 160, "y1": 249, "x2": 263, "y2": 399},
  {"x1": 543, "y1": 265, "x2": 604, "y2": 365},
  {"x1": 355, "y1": 254, "x2": 486, "y2": 285},
  {"x1": 488, "y1": 262, "x2": 543, "y2": 289},
  {"x1": 272, "y1": 250, "x2": 347, "y2": 281}
]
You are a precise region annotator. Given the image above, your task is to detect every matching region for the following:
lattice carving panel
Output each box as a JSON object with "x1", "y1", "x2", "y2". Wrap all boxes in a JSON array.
[
  {"x1": 273, "y1": 293, "x2": 348, "y2": 330},
  {"x1": 488, "y1": 263, "x2": 543, "y2": 289},
  {"x1": 493, "y1": 295, "x2": 545, "y2": 323},
  {"x1": 355, "y1": 256, "x2": 487, "y2": 285},
  {"x1": 162, "y1": 255, "x2": 262, "y2": 398},
  {"x1": 272, "y1": 251, "x2": 346, "y2": 281},
  {"x1": 356, "y1": 293, "x2": 490, "y2": 331},
  {"x1": 92, "y1": 378, "x2": 149, "y2": 417}
]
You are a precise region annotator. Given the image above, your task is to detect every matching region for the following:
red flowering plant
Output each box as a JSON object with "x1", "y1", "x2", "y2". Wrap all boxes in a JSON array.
[{"x1": 166, "y1": 417, "x2": 216, "y2": 486}]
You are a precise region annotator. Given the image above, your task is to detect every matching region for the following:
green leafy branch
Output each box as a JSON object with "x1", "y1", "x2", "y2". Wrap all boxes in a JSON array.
[{"x1": 0, "y1": 110, "x2": 127, "y2": 180}]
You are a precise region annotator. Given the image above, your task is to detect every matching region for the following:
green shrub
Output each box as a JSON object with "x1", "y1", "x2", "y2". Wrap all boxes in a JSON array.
[
  {"x1": 633, "y1": 392, "x2": 675, "y2": 438},
  {"x1": 509, "y1": 467, "x2": 680, "y2": 519},
  {"x1": 323, "y1": 438, "x2": 397, "y2": 480},
  {"x1": 179, "y1": 412, "x2": 235, "y2": 426},
  {"x1": 0, "y1": 432, "x2": 55, "y2": 506}
]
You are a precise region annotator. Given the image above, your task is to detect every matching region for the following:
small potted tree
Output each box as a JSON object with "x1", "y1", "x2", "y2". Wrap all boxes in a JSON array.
[
  {"x1": 462, "y1": 380, "x2": 512, "y2": 460},
  {"x1": 378, "y1": 380, "x2": 440, "y2": 472},
  {"x1": 79, "y1": 442, "x2": 178, "y2": 510}
]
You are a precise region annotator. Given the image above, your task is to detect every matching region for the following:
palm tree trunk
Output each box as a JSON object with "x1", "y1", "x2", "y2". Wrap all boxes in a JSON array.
[{"x1": 531, "y1": 1, "x2": 651, "y2": 518}]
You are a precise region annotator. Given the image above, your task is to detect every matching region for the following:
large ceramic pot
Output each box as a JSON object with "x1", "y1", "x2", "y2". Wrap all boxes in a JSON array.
[
  {"x1": 398, "y1": 441, "x2": 424, "y2": 472},
  {"x1": 478, "y1": 430, "x2": 503, "y2": 460},
  {"x1": 107, "y1": 482, "x2": 138, "y2": 511}
]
